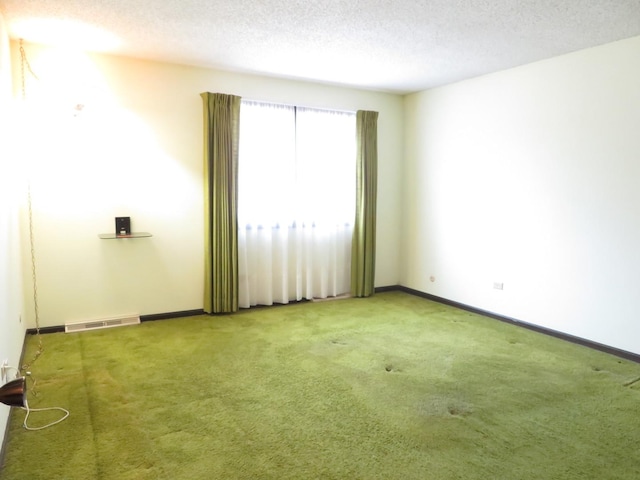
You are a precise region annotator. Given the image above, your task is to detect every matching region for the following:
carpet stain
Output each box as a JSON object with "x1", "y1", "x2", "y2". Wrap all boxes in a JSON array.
[
  {"x1": 419, "y1": 395, "x2": 474, "y2": 418},
  {"x1": 447, "y1": 405, "x2": 470, "y2": 417}
]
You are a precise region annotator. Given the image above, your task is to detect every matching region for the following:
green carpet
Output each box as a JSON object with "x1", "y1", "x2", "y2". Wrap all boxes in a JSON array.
[{"x1": 1, "y1": 291, "x2": 639, "y2": 479}]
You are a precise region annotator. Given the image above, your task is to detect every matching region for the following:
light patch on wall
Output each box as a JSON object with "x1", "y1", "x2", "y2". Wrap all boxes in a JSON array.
[
  {"x1": 13, "y1": 45, "x2": 115, "y2": 188},
  {"x1": 15, "y1": 43, "x2": 193, "y2": 224},
  {"x1": 11, "y1": 18, "x2": 120, "y2": 53},
  {"x1": 27, "y1": 105, "x2": 192, "y2": 219},
  {"x1": 20, "y1": 46, "x2": 113, "y2": 118}
]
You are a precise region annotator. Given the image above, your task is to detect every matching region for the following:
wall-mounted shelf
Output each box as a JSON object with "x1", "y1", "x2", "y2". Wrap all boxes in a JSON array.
[{"x1": 99, "y1": 232, "x2": 153, "y2": 239}]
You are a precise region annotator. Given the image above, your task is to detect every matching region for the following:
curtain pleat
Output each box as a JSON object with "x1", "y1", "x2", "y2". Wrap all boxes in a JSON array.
[
  {"x1": 201, "y1": 92, "x2": 241, "y2": 313},
  {"x1": 351, "y1": 110, "x2": 378, "y2": 297}
]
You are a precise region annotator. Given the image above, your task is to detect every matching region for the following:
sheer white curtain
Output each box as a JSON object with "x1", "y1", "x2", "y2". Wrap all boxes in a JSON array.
[{"x1": 238, "y1": 101, "x2": 356, "y2": 307}]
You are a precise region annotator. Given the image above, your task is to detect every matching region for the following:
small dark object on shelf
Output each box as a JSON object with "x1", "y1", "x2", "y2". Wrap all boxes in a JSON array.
[{"x1": 115, "y1": 217, "x2": 131, "y2": 236}]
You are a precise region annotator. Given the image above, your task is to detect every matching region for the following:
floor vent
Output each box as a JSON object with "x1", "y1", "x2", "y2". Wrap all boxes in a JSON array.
[{"x1": 65, "y1": 314, "x2": 140, "y2": 333}]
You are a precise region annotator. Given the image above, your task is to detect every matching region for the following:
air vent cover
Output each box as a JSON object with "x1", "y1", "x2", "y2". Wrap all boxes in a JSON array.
[{"x1": 65, "y1": 314, "x2": 140, "y2": 333}]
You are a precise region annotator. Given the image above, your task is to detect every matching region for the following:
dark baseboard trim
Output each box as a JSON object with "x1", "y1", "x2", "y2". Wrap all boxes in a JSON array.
[
  {"x1": 1, "y1": 335, "x2": 32, "y2": 469},
  {"x1": 0, "y1": 409, "x2": 12, "y2": 472},
  {"x1": 0, "y1": 414, "x2": 12, "y2": 473},
  {"x1": 373, "y1": 285, "x2": 399, "y2": 293},
  {"x1": 26, "y1": 325, "x2": 65, "y2": 335},
  {"x1": 25, "y1": 309, "x2": 207, "y2": 334},
  {"x1": 391, "y1": 285, "x2": 640, "y2": 364},
  {"x1": 140, "y1": 309, "x2": 205, "y2": 322}
]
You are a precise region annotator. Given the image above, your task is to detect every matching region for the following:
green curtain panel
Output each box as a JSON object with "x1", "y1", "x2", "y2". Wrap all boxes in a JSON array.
[
  {"x1": 201, "y1": 92, "x2": 241, "y2": 313},
  {"x1": 351, "y1": 110, "x2": 379, "y2": 297}
]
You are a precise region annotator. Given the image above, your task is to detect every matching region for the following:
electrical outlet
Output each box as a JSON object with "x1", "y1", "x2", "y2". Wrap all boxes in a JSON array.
[
  {"x1": 1, "y1": 359, "x2": 8, "y2": 383},
  {"x1": 493, "y1": 282, "x2": 504, "y2": 290}
]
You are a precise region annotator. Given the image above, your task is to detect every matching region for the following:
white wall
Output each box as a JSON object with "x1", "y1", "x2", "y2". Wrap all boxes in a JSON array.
[
  {"x1": 403, "y1": 35, "x2": 640, "y2": 355},
  {"x1": 0, "y1": 12, "x2": 27, "y2": 450},
  {"x1": 10, "y1": 42, "x2": 403, "y2": 328}
]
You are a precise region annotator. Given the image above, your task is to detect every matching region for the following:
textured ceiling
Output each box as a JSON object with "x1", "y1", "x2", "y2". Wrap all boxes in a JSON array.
[{"x1": 2, "y1": 0, "x2": 640, "y2": 94}]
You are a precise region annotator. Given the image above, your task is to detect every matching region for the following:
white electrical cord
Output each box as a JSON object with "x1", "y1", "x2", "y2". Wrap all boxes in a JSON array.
[{"x1": 22, "y1": 400, "x2": 70, "y2": 431}]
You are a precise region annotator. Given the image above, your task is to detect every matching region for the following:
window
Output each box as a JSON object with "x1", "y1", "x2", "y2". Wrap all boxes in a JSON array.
[{"x1": 238, "y1": 100, "x2": 356, "y2": 307}]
